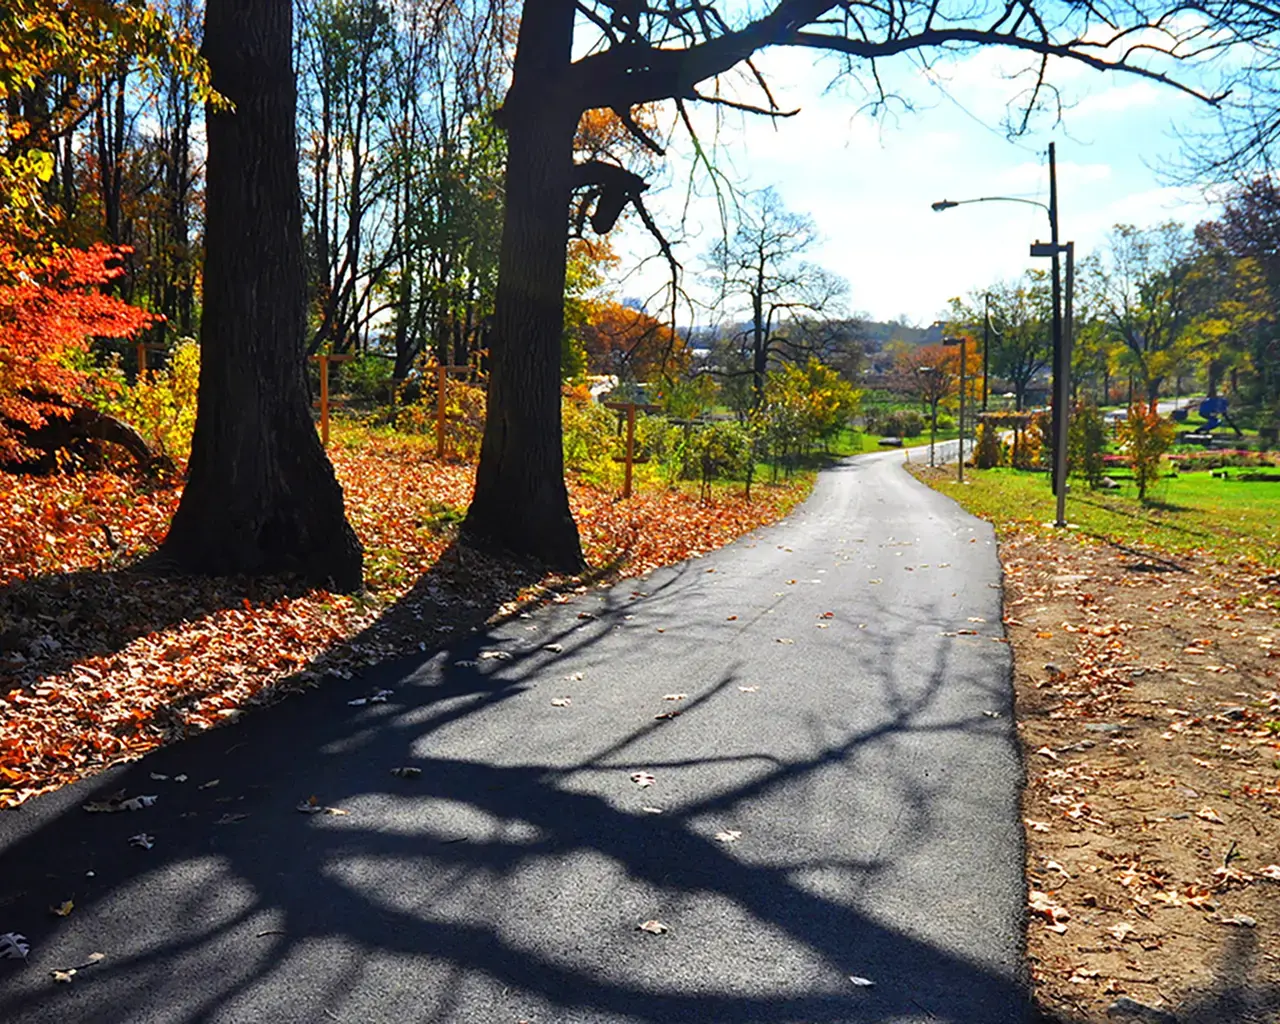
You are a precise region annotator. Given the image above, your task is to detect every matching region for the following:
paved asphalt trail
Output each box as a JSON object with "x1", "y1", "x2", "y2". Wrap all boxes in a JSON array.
[{"x1": 0, "y1": 448, "x2": 1027, "y2": 1024}]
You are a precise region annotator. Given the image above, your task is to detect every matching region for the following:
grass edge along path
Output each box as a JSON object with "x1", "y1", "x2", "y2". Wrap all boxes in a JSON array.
[{"x1": 916, "y1": 466, "x2": 1280, "y2": 573}]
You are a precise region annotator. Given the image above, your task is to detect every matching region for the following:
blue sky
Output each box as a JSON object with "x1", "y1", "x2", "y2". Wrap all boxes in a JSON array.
[{"x1": 609, "y1": 40, "x2": 1226, "y2": 327}]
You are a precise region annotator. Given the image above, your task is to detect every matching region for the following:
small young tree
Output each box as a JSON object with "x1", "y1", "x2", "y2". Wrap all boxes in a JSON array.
[
  {"x1": 1067, "y1": 401, "x2": 1108, "y2": 489},
  {"x1": 1118, "y1": 401, "x2": 1177, "y2": 501}
]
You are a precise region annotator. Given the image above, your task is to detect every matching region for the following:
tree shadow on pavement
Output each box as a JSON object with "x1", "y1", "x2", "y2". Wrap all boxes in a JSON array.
[{"x1": 2, "y1": 553, "x2": 1045, "y2": 1024}]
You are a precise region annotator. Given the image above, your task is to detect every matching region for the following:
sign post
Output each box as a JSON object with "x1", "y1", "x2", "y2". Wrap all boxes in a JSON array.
[
  {"x1": 603, "y1": 400, "x2": 659, "y2": 498},
  {"x1": 135, "y1": 341, "x2": 166, "y2": 377},
  {"x1": 310, "y1": 353, "x2": 354, "y2": 447}
]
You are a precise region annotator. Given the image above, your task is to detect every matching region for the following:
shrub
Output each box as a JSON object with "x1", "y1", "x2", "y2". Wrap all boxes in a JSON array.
[
  {"x1": 339, "y1": 352, "x2": 394, "y2": 402},
  {"x1": 394, "y1": 364, "x2": 487, "y2": 459},
  {"x1": 1068, "y1": 401, "x2": 1107, "y2": 489},
  {"x1": 881, "y1": 409, "x2": 924, "y2": 438},
  {"x1": 561, "y1": 389, "x2": 617, "y2": 474},
  {"x1": 974, "y1": 420, "x2": 1003, "y2": 469},
  {"x1": 690, "y1": 420, "x2": 753, "y2": 498},
  {"x1": 88, "y1": 338, "x2": 200, "y2": 469}
]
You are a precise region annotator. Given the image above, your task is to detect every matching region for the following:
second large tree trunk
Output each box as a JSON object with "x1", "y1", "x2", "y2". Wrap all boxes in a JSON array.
[
  {"x1": 158, "y1": 0, "x2": 362, "y2": 592},
  {"x1": 462, "y1": 1, "x2": 583, "y2": 572}
]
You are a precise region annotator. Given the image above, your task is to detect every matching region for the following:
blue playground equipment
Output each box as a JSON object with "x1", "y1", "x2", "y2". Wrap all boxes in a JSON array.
[{"x1": 1198, "y1": 396, "x2": 1229, "y2": 431}]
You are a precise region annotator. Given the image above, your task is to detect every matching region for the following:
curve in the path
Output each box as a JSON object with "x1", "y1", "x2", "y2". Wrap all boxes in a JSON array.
[{"x1": 0, "y1": 449, "x2": 1027, "y2": 1024}]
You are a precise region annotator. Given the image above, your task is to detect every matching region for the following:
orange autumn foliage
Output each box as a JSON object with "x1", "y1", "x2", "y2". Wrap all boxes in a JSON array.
[
  {"x1": 578, "y1": 301, "x2": 689, "y2": 382},
  {"x1": 0, "y1": 245, "x2": 155, "y2": 461}
]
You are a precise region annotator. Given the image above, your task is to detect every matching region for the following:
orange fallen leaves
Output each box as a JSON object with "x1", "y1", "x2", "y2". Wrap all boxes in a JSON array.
[{"x1": 1, "y1": 431, "x2": 805, "y2": 806}]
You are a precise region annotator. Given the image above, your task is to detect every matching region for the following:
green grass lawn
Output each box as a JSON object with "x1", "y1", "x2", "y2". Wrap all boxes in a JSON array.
[{"x1": 923, "y1": 466, "x2": 1280, "y2": 569}]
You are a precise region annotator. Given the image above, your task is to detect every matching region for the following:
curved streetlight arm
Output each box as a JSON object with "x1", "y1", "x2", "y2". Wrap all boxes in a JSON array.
[{"x1": 931, "y1": 195, "x2": 1051, "y2": 225}]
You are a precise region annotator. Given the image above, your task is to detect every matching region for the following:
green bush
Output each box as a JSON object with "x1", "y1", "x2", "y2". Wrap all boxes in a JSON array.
[
  {"x1": 562, "y1": 393, "x2": 617, "y2": 473},
  {"x1": 339, "y1": 352, "x2": 394, "y2": 401},
  {"x1": 690, "y1": 419, "x2": 754, "y2": 498},
  {"x1": 88, "y1": 339, "x2": 200, "y2": 468},
  {"x1": 1068, "y1": 401, "x2": 1108, "y2": 489},
  {"x1": 881, "y1": 409, "x2": 924, "y2": 438}
]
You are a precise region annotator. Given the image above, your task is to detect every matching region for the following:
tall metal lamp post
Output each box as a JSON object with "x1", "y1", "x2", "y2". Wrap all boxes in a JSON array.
[
  {"x1": 931, "y1": 142, "x2": 1073, "y2": 528},
  {"x1": 942, "y1": 335, "x2": 967, "y2": 483}
]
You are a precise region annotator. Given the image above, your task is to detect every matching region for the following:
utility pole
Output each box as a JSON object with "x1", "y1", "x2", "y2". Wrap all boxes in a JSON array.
[
  {"x1": 982, "y1": 293, "x2": 991, "y2": 411},
  {"x1": 1029, "y1": 143, "x2": 1072, "y2": 529}
]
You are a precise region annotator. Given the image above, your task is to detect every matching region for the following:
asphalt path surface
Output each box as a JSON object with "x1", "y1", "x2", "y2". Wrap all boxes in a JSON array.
[{"x1": 0, "y1": 448, "x2": 1027, "y2": 1024}]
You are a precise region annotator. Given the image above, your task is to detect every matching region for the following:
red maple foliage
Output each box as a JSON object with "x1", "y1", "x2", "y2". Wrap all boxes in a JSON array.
[{"x1": 0, "y1": 244, "x2": 156, "y2": 462}]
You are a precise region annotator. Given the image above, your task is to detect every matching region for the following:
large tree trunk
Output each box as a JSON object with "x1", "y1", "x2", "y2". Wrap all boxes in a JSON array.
[
  {"x1": 462, "y1": 1, "x2": 583, "y2": 572},
  {"x1": 158, "y1": 0, "x2": 362, "y2": 592}
]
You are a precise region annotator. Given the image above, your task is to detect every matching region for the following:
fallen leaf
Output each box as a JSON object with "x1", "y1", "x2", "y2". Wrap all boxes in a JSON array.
[
  {"x1": 0, "y1": 934, "x2": 29, "y2": 960},
  {"x1": 714, "y1": 830, "x2": 742, "y2": 843},
  {"x1": 775, "y1": 637, "x2": 795, "y2": 645},
  {"x1": 1108, "y1": 922, "x2": 1136, "y2": 942},
  {"x1": 630, "y1": 772, "x2": 655, "y2": 788},
  {"x1": 479, "y1": 650, "x2": 511, "y2": 661},
  {"x1": 199, "y1": 779, "x2": 220, "y2": 790},
  {"x1": 550, "y1": 697, "x2": 572, "y2": 707},
  {"x1": 1196, "y1": 807, "x2": 1225, "y2": 824},
  {"x1": 174, "y1": 775, "x2": 188, "y2": 783},
  {"x1": 296, "y1": 796, "x2": 323, "y2": 814},
  {"x1": 389, "y1": 766, "x2": 421, "y2": 778},
  {"x1": 637, "y1": 920, "x2": 668, "y2": 935},
  {"x1": 738, "y1": 685, "x2": 759, "y2": 693},
  {"x1": 214, "y1": 813, "x2": 248, "y2": 825},
  {"x1": 86, "y1": 953, "x2": 105, "y2": 963},
  {"x1": 1259, "y1": 865, "x2": 1280, "y2": 880},
  {"x1": 1036, "y1": 747, "x2": 1060, "y2": 761},
  {"x1": 1025, "y1": 820, "x2": 1051, "y2": 832},
  {"x1": 543, "y1": 643, "x2": 564, "y2": 653},
  {"x1": 726, "y1": 615, "x2": 737, "y2": 621},
  {"x1": 641, "y1": 806, "x2": 663, "y2": 814},
  {"x1": 848, "y1": 976, "x2": 874, "y2": 987},
  {"x1": 50, "y1": 900, "x2": 73, "y2": 917},
  {"x1": 129, "y1": 832, "x2": 154, "y2": 850},
  {"x1": 662, "y1": 693, "x2": 687, "y2": 701},
  {"x1": 83, "y1": 793, "x2": 157, "y2": 813},
  {"x1": 1219, "y1": 914, "x2": 1257, "y2": 927},
  {"x1": 51, "y1": 969, "x2": 76, "y2": 984},
  {"x1": 453, "y1": 660, "x2": 478, "y2": 668},
  {"x1": 564, "y1": 672, "x2": 584, "y2": 682},
  {"x1": 149, "y1": 773, "x2": 169, "y2": 781},
  {"x1": 653, "y1": 710, "x2": 681, "y2": 720}
]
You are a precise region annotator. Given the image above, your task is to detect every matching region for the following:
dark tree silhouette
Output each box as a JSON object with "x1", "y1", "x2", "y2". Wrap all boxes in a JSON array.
[
  {"x1": 707, "y1": 188, "x2": 848, "y2": 402},
  {"x1": 158, "y1": 0, "x2": 363, "y2": 591},
  {"x1": 463, "y1": 0, "x2": 1252, "y2": 569}
]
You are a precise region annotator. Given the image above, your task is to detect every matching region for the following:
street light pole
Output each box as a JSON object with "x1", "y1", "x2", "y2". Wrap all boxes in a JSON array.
[
  {"x1": 931, "y1": 150, "x2": 1074, "y2": 527},
  {"x1": 982, "y1": 292, "x2": 991, "y2": 412},
  {"x1": 944, "y1": 335, "x2": 967, "y2": 483}
]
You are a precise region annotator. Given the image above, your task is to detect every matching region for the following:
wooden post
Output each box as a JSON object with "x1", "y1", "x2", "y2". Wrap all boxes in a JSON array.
[
  {"x1": 436, "y1": 363, "x2": 447, "y2": 459},
  {"x1": 310, "y1": 353, "x2": 354, "y2": 447},
  {"x1": 135, "y1": 341, "x2": 165, "y2": 377},
  {"x1": 318, "y1": 354, "x2": 331, "y2": 447},
  {"x1": 623, "y1": 403, "x2": 637, "y2": 498},
  {"x1": 604, "y1": 400, "x2": 659, "y2": 499}
]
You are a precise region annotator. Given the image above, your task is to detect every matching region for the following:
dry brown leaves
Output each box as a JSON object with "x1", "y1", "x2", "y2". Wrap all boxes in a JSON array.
[
  {"x1": 1, "y1": 431, "x2": 804, "y2": 807},
  {"x1": 1002, "y1": 529, "x2": 1280, "y2": 1023}
]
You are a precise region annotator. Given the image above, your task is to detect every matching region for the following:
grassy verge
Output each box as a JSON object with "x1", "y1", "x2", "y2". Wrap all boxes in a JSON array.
[{"x1": 916, "y1": 466, "x2": 1280, "y2": 570}]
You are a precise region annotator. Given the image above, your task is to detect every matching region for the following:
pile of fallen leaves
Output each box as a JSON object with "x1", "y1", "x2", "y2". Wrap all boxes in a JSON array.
[
  {"x1": 1, "y1": 429, "x2": 807, "y2": 807},
  {"x1": 1001, "y1": 532, "x2": 1280, "y2": 1023}
]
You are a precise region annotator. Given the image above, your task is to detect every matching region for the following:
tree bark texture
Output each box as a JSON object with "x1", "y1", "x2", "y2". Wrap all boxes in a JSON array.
[
  {"x1": 159, "y1": 0, "x2": 362, "y2": 591},
  {"x1": 462, "y1": 1, "x2": 584, "y2": 571}
]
